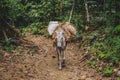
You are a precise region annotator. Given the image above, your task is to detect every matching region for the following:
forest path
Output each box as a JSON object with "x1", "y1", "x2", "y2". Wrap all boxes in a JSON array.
[{"x1": 0, "y1": 34, "x2": 111, "y2": 80}]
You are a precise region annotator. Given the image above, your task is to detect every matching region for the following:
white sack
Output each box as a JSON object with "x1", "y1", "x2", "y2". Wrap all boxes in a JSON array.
[{"x1": 48, "y1": 21, "x2": 59, "y2": 35}]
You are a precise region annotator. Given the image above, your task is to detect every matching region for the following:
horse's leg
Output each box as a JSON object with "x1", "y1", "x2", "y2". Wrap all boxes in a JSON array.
[
  {"x1": 58, "y1": 48, "x2": 62, "y2": 70},
  {"x1": 52, "y1": 42, "x2": 57, "y2": 58},
  {"x1": 62, "y1": 49, "x2": 66, "y2": 67},
  {"x1": 62, "y1": 41, "x2": 66, "y2": 67}
]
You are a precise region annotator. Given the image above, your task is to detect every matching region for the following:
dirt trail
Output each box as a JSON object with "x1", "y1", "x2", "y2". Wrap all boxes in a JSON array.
[{"x1": 0, "y1": 34, "x2": 112, "y2": 80}]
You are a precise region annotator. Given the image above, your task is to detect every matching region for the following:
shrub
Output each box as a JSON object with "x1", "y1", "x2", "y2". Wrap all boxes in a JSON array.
[{"x1": 104, "y1": 66, "x2": 114, "y2": 77}]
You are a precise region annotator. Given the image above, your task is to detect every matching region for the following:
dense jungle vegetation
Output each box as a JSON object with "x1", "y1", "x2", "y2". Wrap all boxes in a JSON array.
[{"x1": 0, "y1": 0, "x2": 120, "y2": 79}]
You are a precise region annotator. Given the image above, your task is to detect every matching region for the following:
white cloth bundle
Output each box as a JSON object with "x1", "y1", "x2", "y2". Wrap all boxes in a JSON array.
[{"x1": 48, "y1": 21, "x2": 59, "y2": 35}]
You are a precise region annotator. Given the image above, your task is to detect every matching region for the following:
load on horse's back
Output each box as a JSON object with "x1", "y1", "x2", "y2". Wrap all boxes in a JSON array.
[
  {"x1": 60, "y1": 22, "x2": 76, "y2": 41},
  {"x1": 48, "y1": 21, "x2": 76, "y2": 41},
  {"x1": 47, "y1": 21, "x2": 76, "y2": 70}
]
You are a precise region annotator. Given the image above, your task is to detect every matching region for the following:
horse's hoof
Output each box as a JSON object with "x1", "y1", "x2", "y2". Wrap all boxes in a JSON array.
[
  {"x1": 58, "y1": 67, "x2": 62, "y2": 70},
  {"x1": 52, "y1": 55, "x2": 56, "y2": 58}
]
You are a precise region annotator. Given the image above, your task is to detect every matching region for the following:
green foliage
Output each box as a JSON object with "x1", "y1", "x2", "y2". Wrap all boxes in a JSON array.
[
  {"x1": 104, "y1": 66, "x2": 114, "y2": 77},
  {"x1": 113, "y1": 25, "x2": 120, "y2": 35},
  {"x1": 22, "y1": 22, "x2": 42, "y2": 33},
  {"x1": 98, "y1": 52, "x2": 106, "y2": 59},
  {"x1": 117, "y1": 77, "x2": 120, "y2": 80},
  {"x1": 0, "y1": 38, "x2": 18, "y2": 52},
  {"x1": 89, "y1": 16, "x2": 107, "y2": 26},
  {"x1": 9, "y1": 0, "x2": 26, "y2": 19},
  {"x1": 22, "y1": 22, "x2": 49, "y2": 37},
  {"x1": 89, "y1": 24, "x2": 120, "y2": 66},
  {"x1": 5, "y1": 45, "x2": 14, "y2": 52},
  {"x1": 88, "y1": 60, "x2": 96, "y2": 68},
  {"x1": 72, "y1": 13, "x2": 84, "y2": 36},
  {"x1": 2, "y1": 39, "x2": 14, "y2": 52},
  {"x1": 92, "y1": 39, "x2": 120, "y2": 64},
  {"x1": 0, "y1": 0, "x2": 10, "y2": 16}
]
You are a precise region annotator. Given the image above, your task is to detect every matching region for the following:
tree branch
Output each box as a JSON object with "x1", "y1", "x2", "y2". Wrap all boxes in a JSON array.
[
  {"x1": 1, "y1": 17, "x2": 22, "y2": 37},
  {"x1": 2, "y1": 30, "x2": 8, "y2": 40},
  {"x1": 68, "y1": 0, "x2": 75, "y2": 23},
  {"x1": 84, "y1": 0, "x2": 90, "y2": 22}
]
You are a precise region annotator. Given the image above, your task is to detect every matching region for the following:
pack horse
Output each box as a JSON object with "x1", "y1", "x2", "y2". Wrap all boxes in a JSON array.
[{"x1": 48, "y1": 21, "x2": 76, "y2": 70}]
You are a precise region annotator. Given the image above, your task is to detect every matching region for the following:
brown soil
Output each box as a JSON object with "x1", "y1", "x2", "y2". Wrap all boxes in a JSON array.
[{"x1": 0, "y1": 34, "x2": 114, "y2": 80}]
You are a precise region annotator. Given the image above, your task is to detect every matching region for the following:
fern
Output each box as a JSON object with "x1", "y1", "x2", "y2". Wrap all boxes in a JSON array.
[{"x1": 104, "y1": 66, "x2": 114, "y2": 77}]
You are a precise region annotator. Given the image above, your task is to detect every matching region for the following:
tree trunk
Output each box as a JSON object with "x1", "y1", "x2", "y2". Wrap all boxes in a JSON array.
[
  {"x1": 84, "y1": 0, "x2": 90, "y2": 23},
  {"x1": 68, "y1": 0, "x2": 75, "y2": 23},
  {"x1": 84, "y1": 0, "x2": 90, "y2": 31}
]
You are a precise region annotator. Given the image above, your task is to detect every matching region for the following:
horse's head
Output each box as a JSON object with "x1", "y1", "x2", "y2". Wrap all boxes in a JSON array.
[{"x1": 55, "y1": 30, "x2": 66, "y2": 48}]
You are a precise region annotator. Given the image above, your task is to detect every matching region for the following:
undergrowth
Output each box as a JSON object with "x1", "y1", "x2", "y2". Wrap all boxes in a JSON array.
[
  {"x1": 21, "y1": 22, "x2": 49, "y2": 37},
  {"x1": 83, "y1": 25, "x2": 120, "y2": 77}
]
